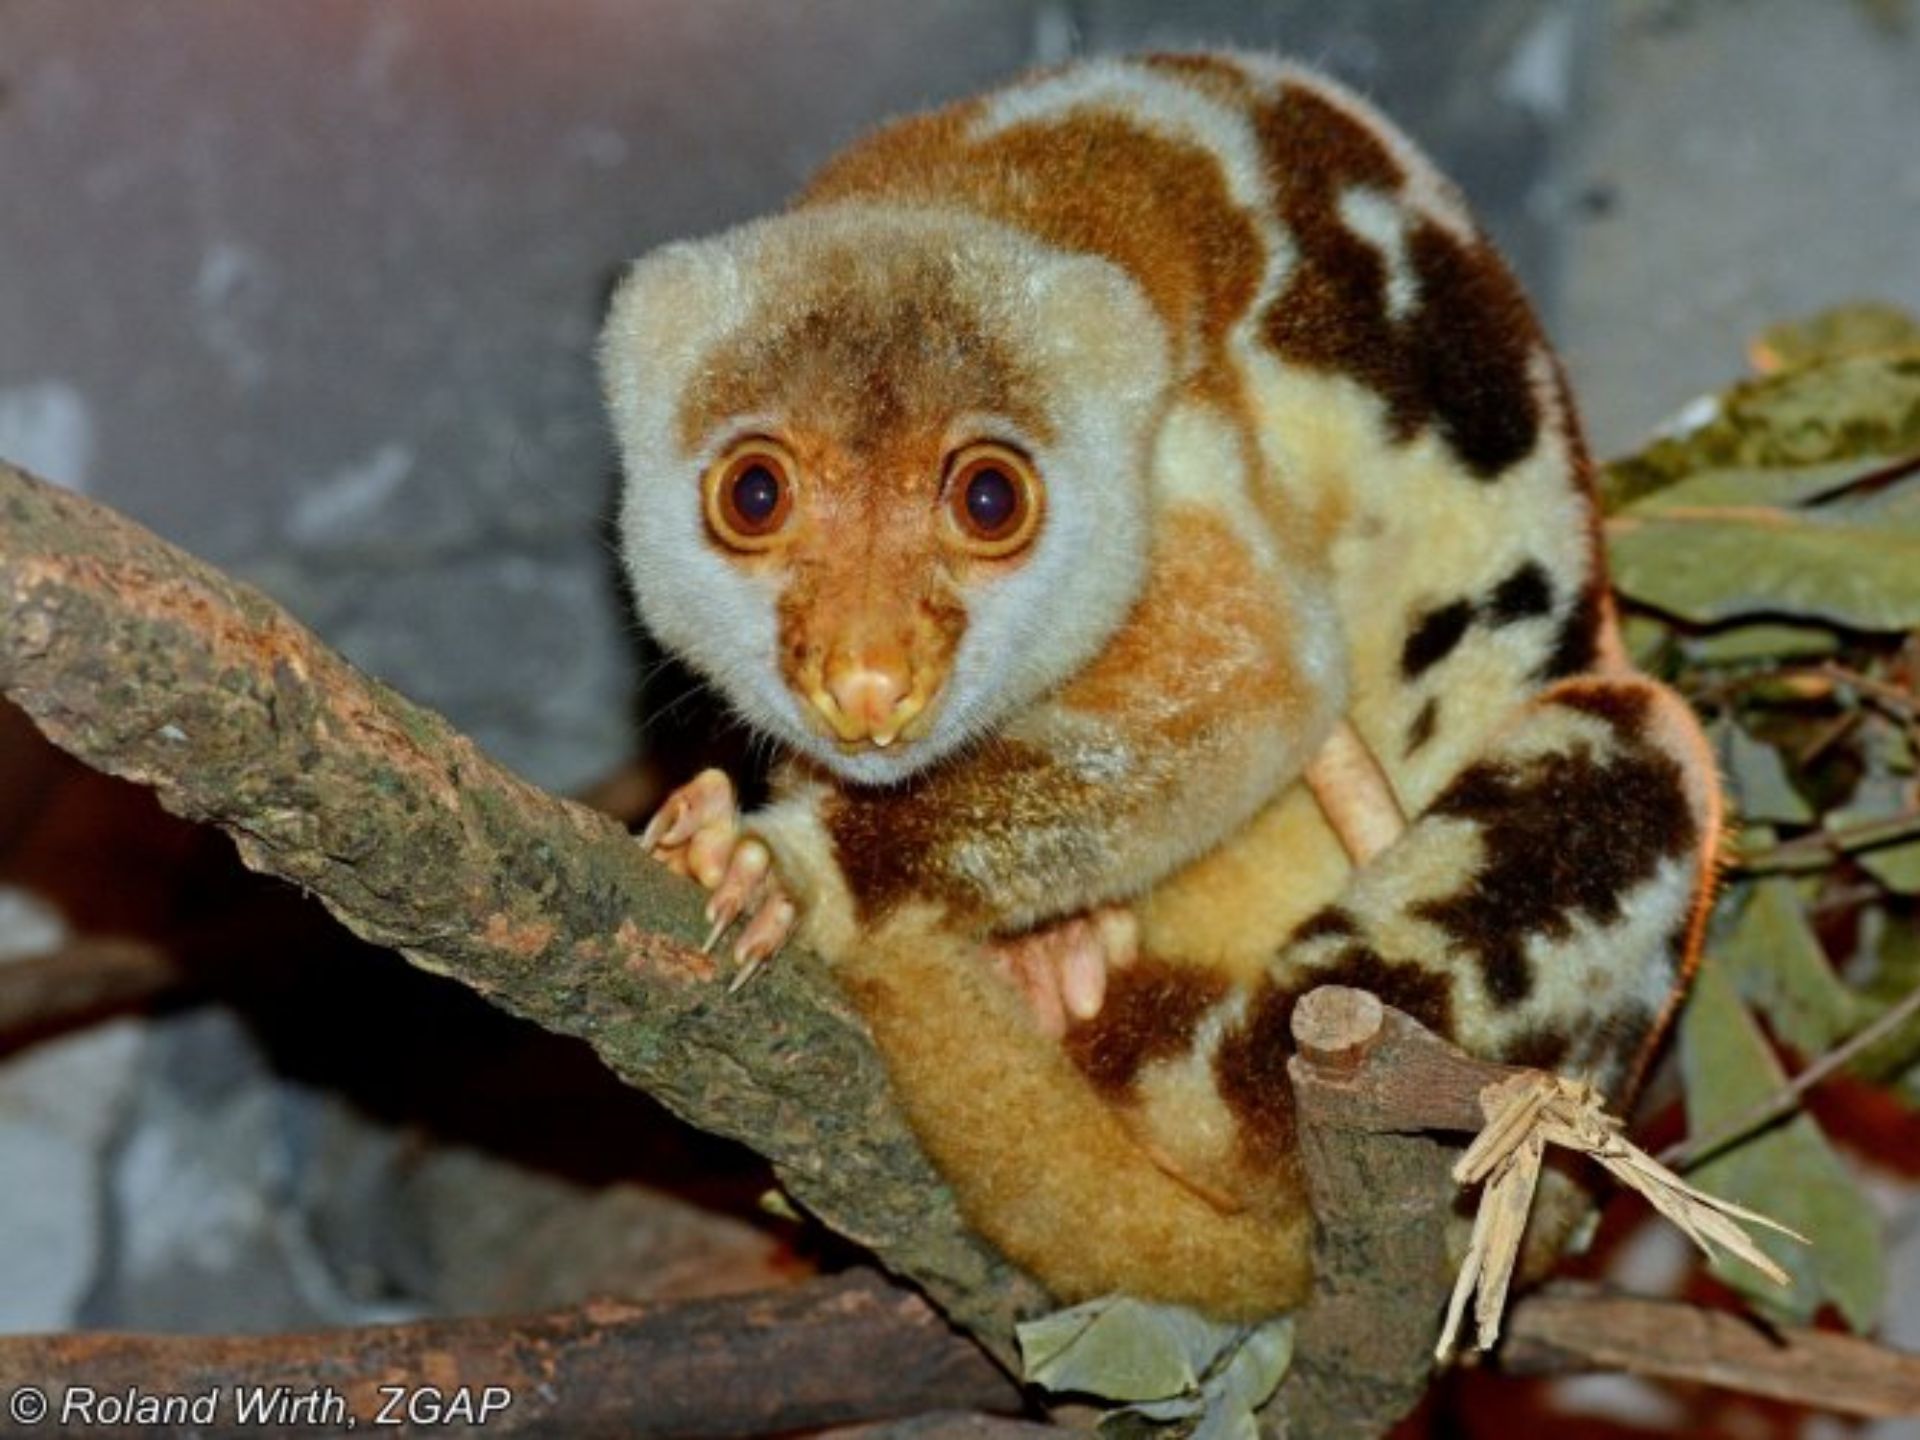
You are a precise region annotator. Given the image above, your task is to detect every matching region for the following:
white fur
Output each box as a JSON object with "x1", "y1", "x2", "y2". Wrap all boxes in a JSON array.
[
  {"x1": 1149, "y1": 401, "x2": 1278, "y2": 572},
  {"x1": 1336, "y1": 186, "x2": 1420, "y2": 322},
  {"x1": 602, "y1": 203, "x2": 1171, "y2": 786}
]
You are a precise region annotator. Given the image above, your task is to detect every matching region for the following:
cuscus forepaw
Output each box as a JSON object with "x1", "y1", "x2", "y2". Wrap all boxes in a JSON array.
[{"x1": 642, "y1": 768, "x2": 797, "y2": 990}]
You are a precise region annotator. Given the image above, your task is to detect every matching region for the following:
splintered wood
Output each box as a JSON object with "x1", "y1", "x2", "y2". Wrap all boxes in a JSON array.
[{"x1": 1438, "y1": 1071, "x2": 1805, "y2": 1358}]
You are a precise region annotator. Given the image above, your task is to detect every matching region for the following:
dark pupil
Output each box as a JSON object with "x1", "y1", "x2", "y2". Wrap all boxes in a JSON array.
[
  {"x1": 965, "y1": 468, "x2": 1017, "y2": 533},
  {"x1": 731, "y1": 465, "x2": 780, "y2": 526}
]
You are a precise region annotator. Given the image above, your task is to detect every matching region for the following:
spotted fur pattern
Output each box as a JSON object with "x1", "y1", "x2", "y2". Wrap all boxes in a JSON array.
[{"x1": 602, "y1": 51, "x2": 1720, "y2": 1319}]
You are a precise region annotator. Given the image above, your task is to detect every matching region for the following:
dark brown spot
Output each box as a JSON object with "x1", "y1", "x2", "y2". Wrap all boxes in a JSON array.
[
  {"x1": 1404, "y1": 697, "x2": 1440, "y2": 756},
  {"x1": 1500, "y1": 1025, "x2": 1572, "y2": 1072},
  {"x1": 1414, "y1": 729, "x2": 1698, "y2": 1009},
  {"x1": 1537, "y1": 583, "x2": 1603, "y2": 681},
  {"x1": 824, "y1": 742, "x2": 1095, "y2": 926},
  {"x1": 1401, "y1": 598, "x2": 1473, "y2": 678},
  {"x1": 1288, "y1": 905, "x2": 1360, "y2": 944},
  {"x1": 1486, "y1": 561, "x2": 1554, "y2": 626},
  {"x1": 1551, "y1": 677, "x2": 1654, "y2": 736},
  {"x1": 1214, "y1": 980, "x2": 1301, "y2": 1167},
  {"x1": 1255, "y1": 82, "x2": 1544, "y2": 478},
  {"x1": 1302, "y1": 944, "x2": 1454, "y2": 1039},
  {"x1": 1064, "y1": 959, "x2": 1231, "y2": 1097},
  {"x1": 1404, "y1": 222, "x2": 1542, "y2": 477}
]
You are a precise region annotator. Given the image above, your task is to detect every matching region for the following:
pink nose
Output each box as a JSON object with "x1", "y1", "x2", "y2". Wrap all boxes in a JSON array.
[{"x1": 825, "y1": 663, "x2": 907, "y2": 738}]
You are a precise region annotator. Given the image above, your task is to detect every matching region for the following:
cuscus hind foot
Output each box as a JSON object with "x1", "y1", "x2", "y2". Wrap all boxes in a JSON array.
[
  {"x1": 990, "y1": 905, "x2": 1139, "y2": 1039},
  {"x1": 641, "y1": 768, "x2": 797, "y2": 989}
]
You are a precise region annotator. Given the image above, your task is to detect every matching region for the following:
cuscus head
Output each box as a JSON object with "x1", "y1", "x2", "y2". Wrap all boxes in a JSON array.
[{"x1": 600, "y1": 203, "x2": 1170, "y2": 785}]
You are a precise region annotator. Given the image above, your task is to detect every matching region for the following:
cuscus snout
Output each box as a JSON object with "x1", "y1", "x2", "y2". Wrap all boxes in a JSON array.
[{"x1": 798, "y1": 636, "x2": 947, "y2": 749}]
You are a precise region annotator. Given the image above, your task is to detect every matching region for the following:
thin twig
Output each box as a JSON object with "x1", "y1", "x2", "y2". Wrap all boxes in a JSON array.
[
  {"x1": 1503, "y1": 1284, "x2": 1920, "y2": 1418},
  {"x1": 1813, "y1": 662, "x2": 1918, "y2": 720},
  {"x1": 1733, "y1": 804, "x2": 1920, "y2": 873},
  {"x1": 1658, "y1": 978, "x2": 1920, "y2": 1168}
]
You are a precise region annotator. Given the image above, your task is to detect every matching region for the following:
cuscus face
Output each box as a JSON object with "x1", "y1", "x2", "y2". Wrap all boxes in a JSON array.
[{"x1": 601, "y1": 204, "x2": 1170, "y2": 785}]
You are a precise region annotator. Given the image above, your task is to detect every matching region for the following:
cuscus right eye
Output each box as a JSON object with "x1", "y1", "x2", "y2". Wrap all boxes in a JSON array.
[{"x1": 704, "y1": 438, "x2": 799, "y2": 551}]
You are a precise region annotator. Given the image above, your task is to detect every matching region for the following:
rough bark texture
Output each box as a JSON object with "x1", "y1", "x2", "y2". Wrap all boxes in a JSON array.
[
  {"x1": 0, "y1": 1272, "x2": 1024, "y2": 1438},
  {"x1": 0, "y1": 460, "x2": 1048, "y2": 1356},
  {"x1": 1276, "y1": 987, "x2": 1507, "y2": 1438}
]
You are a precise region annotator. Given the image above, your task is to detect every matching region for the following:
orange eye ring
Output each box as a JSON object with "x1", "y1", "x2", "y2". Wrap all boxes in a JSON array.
[
  {"x1": 943, "y1": 442, "x2": 1043, "y2": 558},
  {"x1": 703, "y1": 438, "x2": 798, "y2": 551}
]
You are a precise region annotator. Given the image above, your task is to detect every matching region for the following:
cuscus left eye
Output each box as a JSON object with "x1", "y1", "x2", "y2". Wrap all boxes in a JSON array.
[
  {"x1": 943, "y1": 442, "x2": 1043, "y2": 558},
  {"x1": 704, "y1": 438, "x2": 799, "y2": 551}
]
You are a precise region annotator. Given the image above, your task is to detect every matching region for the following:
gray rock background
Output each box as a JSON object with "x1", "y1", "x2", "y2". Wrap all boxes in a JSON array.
[{"x1": 1, "y1": 2, "x2": 1918, "y2": 1429}]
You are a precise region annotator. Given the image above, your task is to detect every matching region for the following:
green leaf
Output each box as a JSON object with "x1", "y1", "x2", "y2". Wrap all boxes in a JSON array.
[
  {"x1": 1680, "y1": 957, "x2": 1885, "y2": 1330},
  {"x1": 1751, "y1": 304, "x2": 1920, "y2": 371},
  {"x1": 1606, "y1": 506, "x2": 1920, "y2": 630},
  {"x1": 1192, "y1": 1320, "x2": 1292, "y2": 1440},
  {"x1": 1623, "y1": 457, "x2": 1888, "y2": 513},
  {"x1": 1101, "y1": 1318, "x2": 1295, "y2": 1440},
  {"x1": 1721, "y1": 726, "x2": 1814, "y2": 825},
  {"x1": 1019, "y1": 1295, "x2": 1244, "y2": 1404},
  {"x1": 1717, "y1": 878, "x2": 1873, "y2": 1053},
  {"x1": 1599, "y1": 350, "x2": 1920, "y2": 511}
]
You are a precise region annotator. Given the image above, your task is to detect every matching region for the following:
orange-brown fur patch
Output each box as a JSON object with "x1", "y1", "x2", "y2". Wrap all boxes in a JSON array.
[
  {"x1": 1141, "y1": 51, "x2": 1261, "y2": 103},
  {"x1": 803, "y1": 106, "x2": 1265, "y2": 399},
  {"x1": 1061, "y1": 508, "x2": 1301, "y2": 737},
  {"x1": 838, "y1": 916, "x2": 1312, "y2": 1317}
]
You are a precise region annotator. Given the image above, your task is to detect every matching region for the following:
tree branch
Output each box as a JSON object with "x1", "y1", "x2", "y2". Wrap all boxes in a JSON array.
[
  {"x1": 0, "y1": 937, "x2": 185, "y2": 1049},
  {"x1": 0, "y1": 459, "x2": 1049, "y2": 1357},
  {"x1": 1502, "y1": 1284, "x2": 1920, "y2": 1418},
  {"x1": 1274, "y1": 986, "x2": 1514, "y2": 1437},
  {"x1": 0, "y1": 1272, "x2": 1024, "y2": 1438}
]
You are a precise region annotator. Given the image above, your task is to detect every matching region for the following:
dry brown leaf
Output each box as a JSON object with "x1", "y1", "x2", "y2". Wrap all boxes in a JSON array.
[{"x1": 1437, "y1": 1072, "x2": 1805, "y2": 1358}]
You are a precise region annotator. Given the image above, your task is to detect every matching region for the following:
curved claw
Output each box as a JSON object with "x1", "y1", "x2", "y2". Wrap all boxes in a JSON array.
[
  {"x1": 642, "y1": 770, "x2": 798, "y2": 991},
  {"x1": 704, "y1": 838, "x2": 773, "y2": 954},
  {"x1": 729, "y1": 894, "x2": 798, "y2": 992}
]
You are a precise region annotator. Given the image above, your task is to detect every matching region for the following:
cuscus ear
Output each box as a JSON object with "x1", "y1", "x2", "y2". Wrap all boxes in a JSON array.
[{"x1": 598, "y1": 237, "x2": 754, "y2": 478}]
